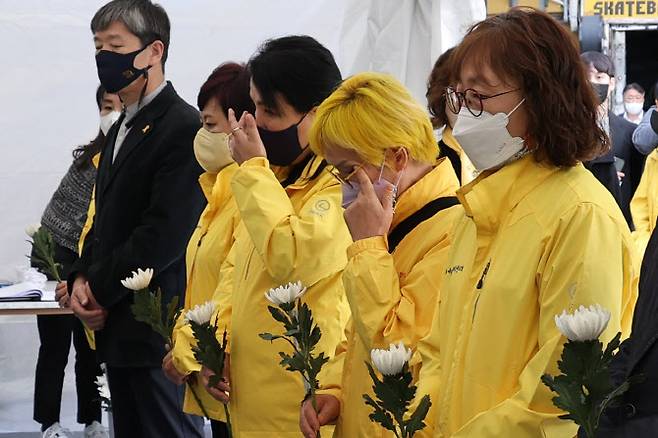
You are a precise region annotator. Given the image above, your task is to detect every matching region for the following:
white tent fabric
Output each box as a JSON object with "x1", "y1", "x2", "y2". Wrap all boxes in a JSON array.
[
  {"x1": 0, "y1": 0, "x2": 484, "y2": 433},
  {"x1": 339, "y1": 0, "x2": 486, "y2": 104}
]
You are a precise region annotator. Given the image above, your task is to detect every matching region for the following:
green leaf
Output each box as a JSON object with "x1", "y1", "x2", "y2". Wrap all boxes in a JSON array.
[
  {"x1": 27, "y1": 227, "x2": 62, "y2": 281},
  {"x1": 364, "y1": 362, "x2": 414, "y2": 425},
  {"x1": 130, "y1": 288, "x2": 181, "y2": 345},
  {"x1": 259, "y1": 332, "x2": 288, "y2": 342},
  {"x1": 363, "y1": 394, "x2": 397, "y2": 433},
  {"x1": 404, "y1": 394, "x2": 432, "y2": 436},
  {"x1": 190, "y1": 320, "x2": 227, "y2": 380},
  {"x1": 542, "y1": 373, "x2": 593, "y2": 429},
  {"x1": 279, "y1": 351, "x2": 306, "y2": 372},
  {"x1": 267, "y1": 305, "x2": 291, "y2": 326}
]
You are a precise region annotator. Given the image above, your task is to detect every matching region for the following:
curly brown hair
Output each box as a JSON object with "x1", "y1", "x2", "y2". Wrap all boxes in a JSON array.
[
  {"x1": 451, "y1": 7, "x2": 609, "y2": 167},
  {"x1": 426, "y1": 47, "x2": 455, "y2": 129}
]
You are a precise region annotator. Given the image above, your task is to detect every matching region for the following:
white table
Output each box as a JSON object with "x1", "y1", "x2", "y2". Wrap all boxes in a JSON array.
[
  {"x1": 0, "y1": 300, "x2": 73, "y2": 316},
  {"x1": 0, "y1": 280, "x2": 72, "y2": 316}
]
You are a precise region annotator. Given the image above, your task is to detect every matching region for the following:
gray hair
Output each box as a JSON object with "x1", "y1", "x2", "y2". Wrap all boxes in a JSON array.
[{"x1": 91, "y1": 0, "x2": 170, "y2": 65}]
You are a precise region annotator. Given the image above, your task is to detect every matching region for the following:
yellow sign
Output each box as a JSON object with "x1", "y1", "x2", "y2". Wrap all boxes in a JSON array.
[{"x1": 584, "y1": 0, "x2": 658, "y2": 18}]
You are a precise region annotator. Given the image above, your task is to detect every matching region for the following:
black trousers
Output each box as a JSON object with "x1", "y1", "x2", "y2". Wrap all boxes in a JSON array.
[
  {"x1": 211, "y1": 420, "x2": 229, "y2": 438},
  {"x1": 33, "y1": 241, "x2": 102, "y2": 429},
  {"x1": 106, "y1": 366, "x2": 204, "y2": 438},
  {"x1": 33, "y1": 314, "x2": 102, "y2": 428}
]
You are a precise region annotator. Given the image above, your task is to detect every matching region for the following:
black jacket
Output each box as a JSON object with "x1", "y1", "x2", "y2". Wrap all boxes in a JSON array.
[
  {"x1": 610, "y1": 113, "x2": 645, "y2": 230},
  {"x1": 69, "y1": 82, "x2": 205, "y2": 367},
  {"x1": 597, "y1": 228, "x2": 658, "y2": 436},
  {"x1": 584, "y1": 115, "x2": 622, "y2": 212}
]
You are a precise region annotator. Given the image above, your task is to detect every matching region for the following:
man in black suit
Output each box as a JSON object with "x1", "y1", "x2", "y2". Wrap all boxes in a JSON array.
[
  {"x1": 581, "y1": 52, "x2": 645, "y2": 229},
  {"x1": 68, "y1": 1, "x2": 205, "y2": 436}
]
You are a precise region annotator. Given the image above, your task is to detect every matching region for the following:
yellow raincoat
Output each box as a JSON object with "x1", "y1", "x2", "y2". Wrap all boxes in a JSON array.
[
  {"x1": 170, "y1": 165, "x2": 240, "y2": 420},
  {"x1": 441, "y1": 127, "x2": 477, "y2": 185},
  {"x1": 214, "y1": 155, "x2": 352, "y2": 437},
  {"x1": 416, "y1": 155, "x2": 638, "y2": 438},
  {"x1": 317, "y1": 159, "x2": 462, "y2": 437},
  {"x1": 78, "y1": 154, "x2": 100, "y2": 350},
  {"x1": 631, "y1": 148, "x2": 658, "y2": 257}
]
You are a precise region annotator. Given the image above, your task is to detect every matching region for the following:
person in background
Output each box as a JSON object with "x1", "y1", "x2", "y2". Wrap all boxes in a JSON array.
[
  {"x1": 199, "y1": 35, "x2": 352, "y2": 437},
  {"x1": 68, "y1": 1, "x2": 206, "y2": 436},
  {"x1": 34, "y1": 85, "x2": 120, "y2": 438},
  {"x1": 162, "y1": 62, "x2": 254, "y2": 438},
  {"x1": 298, "y1": 72, "x2": 462, "y2": 438},
  {"x1": 582, "y1": 51, "x2": 641, "y2": 229},
  {"x1": 629, "y1": 81, "x2": 658, "y2": 259},
  {"x1": 415, "y1": 9, "x2": 637, "y2": 437},
  {"x1": 426, "y1": 47, "x2": 476, "y2": 185},
  {"x1": 621, "y1": 82, "x2": 645, "y2": 125}
]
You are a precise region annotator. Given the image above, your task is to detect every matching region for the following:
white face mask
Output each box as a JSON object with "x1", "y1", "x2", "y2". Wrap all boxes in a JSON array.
[
  {"x1": 624, "y1": 102, "x2": 643, "y2": 116},
  {"x1": 452, "y1": 98, "x2": 526, "y2": 172},
  {"x1": 100, "y1": 110, "x2": 121, "y2": 136}
]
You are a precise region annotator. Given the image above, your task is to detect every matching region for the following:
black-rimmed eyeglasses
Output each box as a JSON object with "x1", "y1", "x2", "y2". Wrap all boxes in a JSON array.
[{"x1": 445, "y1": 86, "x2": 520, "y2": 117}]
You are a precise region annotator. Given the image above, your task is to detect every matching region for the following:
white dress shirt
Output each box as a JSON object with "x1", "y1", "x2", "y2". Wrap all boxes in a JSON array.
[{"x1": 112, "y1": 80, "x2": 168, "y2": 162}]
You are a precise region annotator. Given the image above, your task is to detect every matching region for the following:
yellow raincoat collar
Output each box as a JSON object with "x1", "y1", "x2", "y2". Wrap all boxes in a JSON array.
[
  {"x1": 391, "y1": 157, "x2": 459, "y2": 230},
  {"x1": 457, "y1": 155, "x2": 562, "y2": 233},
  {"x1": 197, "y1": 163, "x2": 238, "y2": 233},
  {"x1": 198, "y1": 172, "x2": 218, "y2": 201}
]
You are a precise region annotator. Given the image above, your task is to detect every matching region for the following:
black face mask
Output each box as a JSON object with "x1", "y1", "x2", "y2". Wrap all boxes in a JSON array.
[
  {"x1": 95, "y1": 45, "x2": 151, "y2": 93},
  {"x1": 592, "y1": 83, "x2": 609, "y2": 105},
  {"x1": 258, "y1": 115, "x2": 307, "y2": 166}
]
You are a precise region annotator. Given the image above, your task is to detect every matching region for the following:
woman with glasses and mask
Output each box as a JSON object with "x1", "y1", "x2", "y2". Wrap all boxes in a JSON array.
[
  {"x1": 414, "y1": 8, "x2": 637, "y2": 437},
  {"x1": 199, "y1": 36, "x2": 352, "y2": 437},
  {"x1": 298, "y1": 72, "x2": 462, "y2": 438}
]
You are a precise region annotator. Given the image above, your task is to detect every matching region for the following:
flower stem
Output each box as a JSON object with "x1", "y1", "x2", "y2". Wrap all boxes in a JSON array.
[
  {"x1": 187, "y1": 382, "x2": 211, "y2": 419},
  {"x1": 48, "y1": 259, "x2": 62, "y2": 283},
  {"x1": 309, "y1": 389, "x2": 321, "y2": 438},
  {"x1": 583, "y1": 421, "x2": 595, "y2": 438},
  {"x1": 223, "y1": 403, "x2": 233, "y2": 438}
]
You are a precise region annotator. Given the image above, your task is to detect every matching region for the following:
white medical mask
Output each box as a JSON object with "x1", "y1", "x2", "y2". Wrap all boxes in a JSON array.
[
  {"x1": 624, "y1": 102, "x2": 643, "y2": 116},
  {"x1": 341, "y1": 161, "x2": 403, "y2": 209},
  {"x1": 452, "y1": 99, "x2": 526, "y2": 172},
  {"x1": 100, "y1": 110, "x2": 121, "y2": 136}
]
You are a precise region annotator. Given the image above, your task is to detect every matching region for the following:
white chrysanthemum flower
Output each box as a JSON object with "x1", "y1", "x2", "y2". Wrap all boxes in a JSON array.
[
  {"x1": 370, "y1": 341, "x2": 413, "y2": 376},
  {"x1": 120, "y1": 268, "x2": 154, "y2": 291},
  {"x1": 95, "y1": 374, "x2": 111, "y2": 400},
  {"x1": 555, "y1": 304, "x2": 611, "y2": 342},
  {"x1": 184, "y1": 301, "x2": 216, "y2": 325},
  {"x1": 264, "y1": 281, "x2": 307, "y2": 305},
  {"x1": 25, "y1": 224, "x2": 41, "y2": 238}
]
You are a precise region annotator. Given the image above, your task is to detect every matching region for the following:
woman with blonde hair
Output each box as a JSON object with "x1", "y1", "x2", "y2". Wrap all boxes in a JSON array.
[{"x1": 299, "y1": 71, "x2": 463, "y2": 437}]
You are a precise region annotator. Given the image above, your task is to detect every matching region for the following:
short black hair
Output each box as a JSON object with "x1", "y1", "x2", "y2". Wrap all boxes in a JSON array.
[
  {"x1": 91, "y1": 0, "x2": 170, "y2": 66},
  {"x1": 623, "y1": 82, "x2": 645, "y2": 95},
  {"x1": 248, "y1": 35, "x2": 342, "y2": 114},
  {"x1": 581, "y1": 51, "x2": 615, "y2": 77}
]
